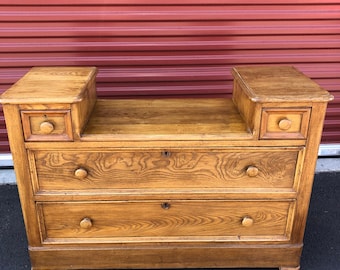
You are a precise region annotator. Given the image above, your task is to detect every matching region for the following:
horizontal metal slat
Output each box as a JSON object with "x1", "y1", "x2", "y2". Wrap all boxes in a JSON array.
[
  {"x1": 0, "y1": 132, "x2": 9, "y2": 140},
  {"x1": 1, "y1": 50, "x2": 339, "y2": 67},
  {"x1": 327, "y1": 107, "x2": 340, "y2": 115},
  {"x1": 0, "y1": 141, "x2": 10, "y2": 153},
  {"x1": 313, "y1": 79, "x2": 340, "y2": 91},
  {"x1": 97, "y1": 66, "x2": 232, "y2": 82},
  {"x1": 1, "y1": 5, "x2": 339, "y2": 22},
  {"x1": 297, "y1": 65, "x2": 340, "y2": 79},
  {"x1": 2, "y1": 35, "x2": 340, "y2": 53},
  {"x1": 1, "y1": 64, "x2": 339, "y2": 85},
  {"x1": 323, "y1": 121, "x2": 340, "y2": 129},
  {"x1": 2, "y1": 21, "x2": 340, "y2": 37},
  {"x1": 327, "y1": 91, "x2": 340, "y2": 101},
  {"x1": 96, "y1": 81, "x2": 232, "y2": 97},
  {"x1": 2, "y1": 0, "x2": 340, "y2": 5},
  {"x1": 322, "y1": 131, "x2": 340, "y2": 143}
]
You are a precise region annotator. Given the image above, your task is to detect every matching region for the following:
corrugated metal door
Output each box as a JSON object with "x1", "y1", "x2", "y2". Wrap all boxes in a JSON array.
[{"x1": 1, "y1": 0, "x2": 339, "y2": 154}]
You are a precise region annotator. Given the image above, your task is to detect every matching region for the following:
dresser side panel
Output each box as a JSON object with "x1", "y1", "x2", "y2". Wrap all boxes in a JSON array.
[
  {"x1": 71, "y1": 76, "x2": 97, "y2": 139},
  {"x1": 290, "y1": 102, "x2": 329, "y2": 243},
  {"x1": 232, "y1": 80, "x2": 260, "y2": 138},
  {"x1": 2, "y1": 104, "x2": 42, "y2": 246}
]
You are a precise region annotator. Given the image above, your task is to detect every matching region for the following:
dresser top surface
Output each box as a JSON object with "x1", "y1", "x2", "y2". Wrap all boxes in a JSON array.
[
  {"x1": 0, "y1": 66, "x2": 97, "y2": 104},
  {"x1": 81, "y1": 98, "x2": 252, "y2": 141},
  {"x1": 232, "y1": 66, "x2": 333, "y2": 102}
]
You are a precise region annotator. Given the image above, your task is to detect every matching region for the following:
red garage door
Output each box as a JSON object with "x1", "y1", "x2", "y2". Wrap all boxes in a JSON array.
[{"x1": 0, "y1": 0, "x2": 339, "y2": 154}]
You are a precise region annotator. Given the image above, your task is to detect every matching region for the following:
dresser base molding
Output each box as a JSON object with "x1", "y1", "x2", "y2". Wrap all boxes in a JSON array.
[{"x1": 29, "y1": 244, "x2": 302, "y2": 270}]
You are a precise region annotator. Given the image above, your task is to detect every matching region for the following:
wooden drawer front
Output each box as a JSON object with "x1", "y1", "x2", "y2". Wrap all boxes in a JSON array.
[
  {"x1": 38, "y1": 200, "x2": 294, "y2": 243},
  {"x1": 21, "y1": 110, "x2": 73, "y2": 141},
  {"x1": 260, "y1": 108, "x2": 310, "y2": 139},
  {"x1": 31, "y1": 149, "x2": 300, "y2": 191}
]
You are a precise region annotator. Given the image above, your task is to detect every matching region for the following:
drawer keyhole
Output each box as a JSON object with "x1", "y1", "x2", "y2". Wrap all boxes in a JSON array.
[
  {"x1": 162, "y1": 151, "x2": 171, "y2": 157},
  {"x1": 161, "y1": 202, "x2": 171, "y2": 210}
]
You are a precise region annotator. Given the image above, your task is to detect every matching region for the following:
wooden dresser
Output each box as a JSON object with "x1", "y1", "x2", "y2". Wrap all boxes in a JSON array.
[{"x1": 0, "y1": 66, "x2": 333, "y2": 270}]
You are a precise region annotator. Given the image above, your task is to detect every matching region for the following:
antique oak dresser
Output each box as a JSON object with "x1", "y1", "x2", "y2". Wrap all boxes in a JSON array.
[{"x1": 0, "y1": 66, "x2": 333, "y2": 270}]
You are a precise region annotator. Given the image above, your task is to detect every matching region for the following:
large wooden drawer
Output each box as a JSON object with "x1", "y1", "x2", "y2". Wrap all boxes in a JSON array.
[
  {"x1": 29, "y1": 148, "x2": 302, "y2": 192},
  {"x1": 37, "y1": 200, "x2": 295, "y2": 244}
]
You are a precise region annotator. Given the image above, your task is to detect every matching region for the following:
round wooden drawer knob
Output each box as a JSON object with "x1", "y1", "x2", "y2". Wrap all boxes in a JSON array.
[
  {"x1": 80, "y1": 217, "x2": 92, "y2": 229},
  {"x1": 241, "y1": 216, "x2": 254, "y2": 227},
  {"x1": 278, "y1": 118, "x2": 292, "y2": 130},
  {"x1": 74, "y1": 168, "x2": 88, "y2": 179},
  {"x1": 246, "y1": 166, "x2": 259, "y2": 177},
  {"x1": 39, "y1": 121, "x2": 54, "y2": 134}
]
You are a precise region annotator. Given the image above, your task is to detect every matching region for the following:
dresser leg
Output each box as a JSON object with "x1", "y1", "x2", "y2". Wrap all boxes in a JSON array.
[{"x1": 280, "y1": 266, "x2": 300, "y2": 270}]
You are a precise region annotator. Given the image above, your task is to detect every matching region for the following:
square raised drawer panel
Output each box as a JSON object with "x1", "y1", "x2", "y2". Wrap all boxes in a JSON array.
[
  {"x1": 260, "y1": 108, "x2": 311, "y2": 139},
  {"x1": 21, "y1": 110, "x2": 73, "y2": 141}
]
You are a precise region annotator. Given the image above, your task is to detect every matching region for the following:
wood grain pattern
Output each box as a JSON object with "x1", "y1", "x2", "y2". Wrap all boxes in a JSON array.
[
  {"x1": 232, "y1": 80, "x2": 261, "y2": 137},
  {"x1": 0, "y1": 66, "x2": 97, "y2": 104},
  {"x1": 232, "y1": 66, "x2": 333, "y2": 102},
  {"x1": 82, "y1": 98, "x2": 252, "y2": 141},
  {"x1": 32, "y1": 149, "x2": 299, "y2": 191},
  {"x1": 71, "y1": 75, "x2": 97, "y2": 138},
  {"x1": 38, "y1": 200, "x2": 293, "y2": 242}
]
